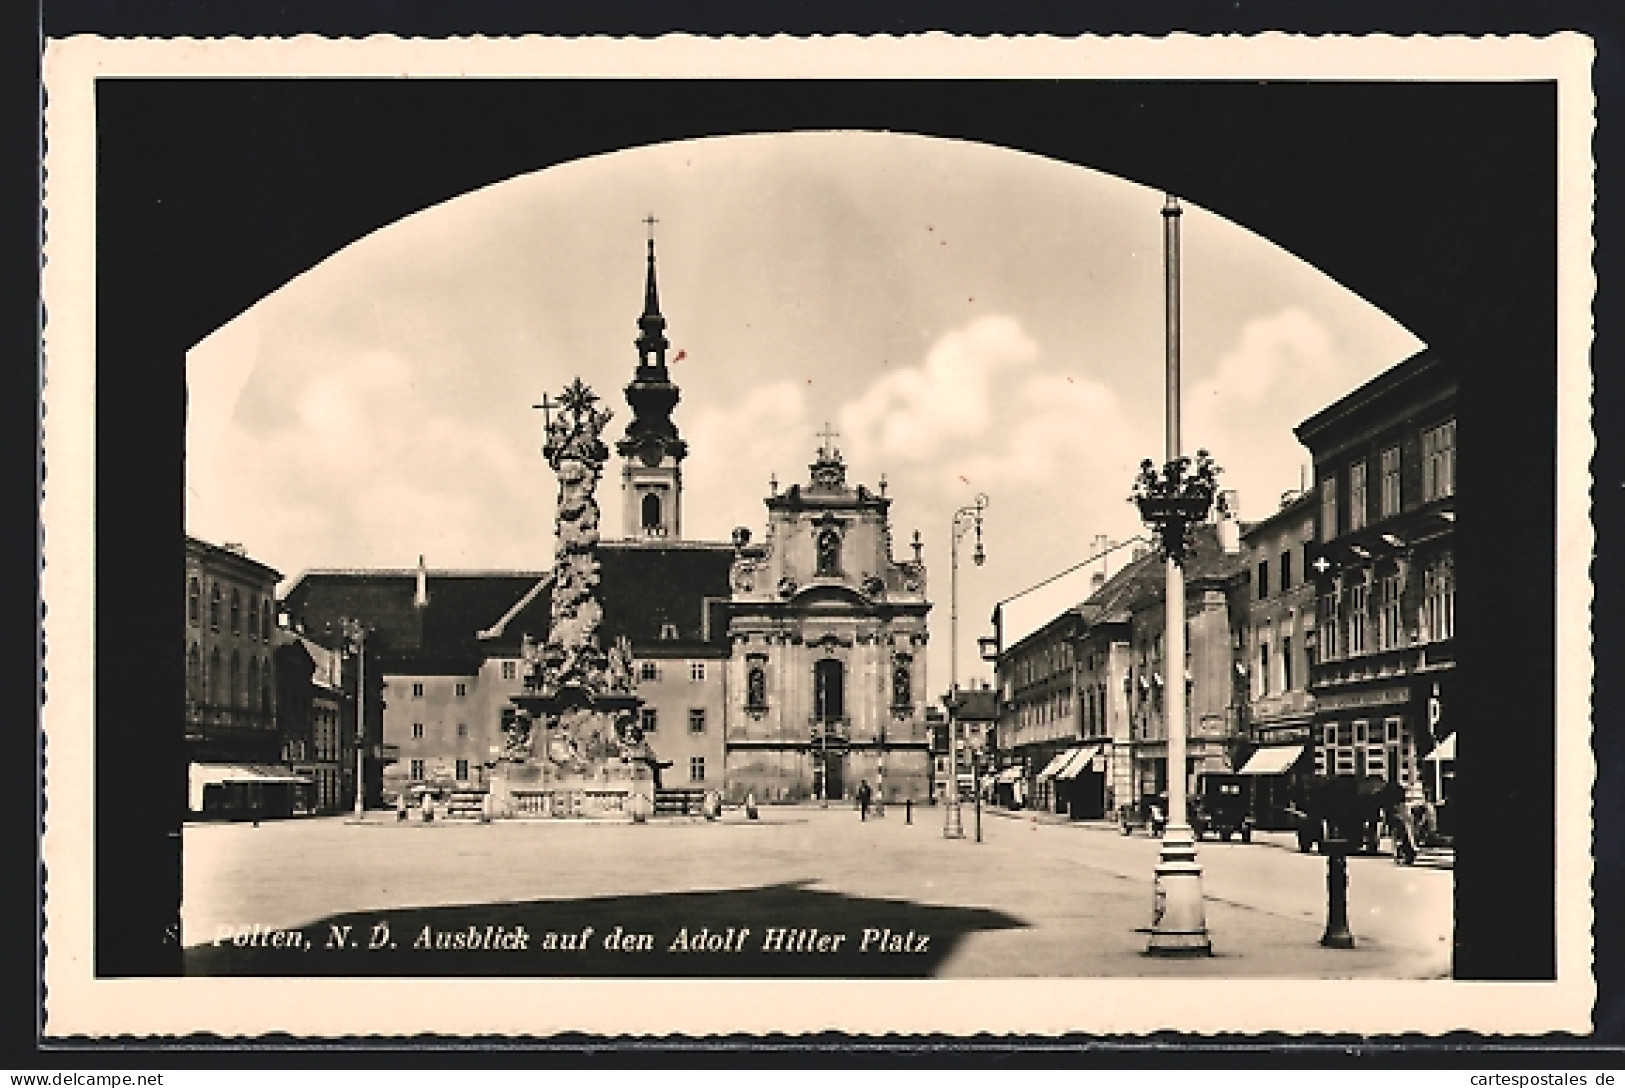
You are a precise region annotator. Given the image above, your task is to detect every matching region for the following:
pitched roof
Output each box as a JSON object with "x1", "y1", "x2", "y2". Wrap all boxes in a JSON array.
[
  {"x1": 1079, "y1": 523, "x2": 1245, "y2": 627},
  {"x1": 279, "y1": 541, "x2": 736, "y2": 673}
]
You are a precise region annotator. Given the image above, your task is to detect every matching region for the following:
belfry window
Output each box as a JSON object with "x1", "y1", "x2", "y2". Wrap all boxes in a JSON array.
[{"x1": 641, "y1": 492, "x2": 663, "y2": 533}]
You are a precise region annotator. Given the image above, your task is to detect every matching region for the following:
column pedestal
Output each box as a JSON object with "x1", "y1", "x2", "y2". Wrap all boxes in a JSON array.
[{"x1": 1146, "y1": 823, "x2": 1212, "y2": 956}]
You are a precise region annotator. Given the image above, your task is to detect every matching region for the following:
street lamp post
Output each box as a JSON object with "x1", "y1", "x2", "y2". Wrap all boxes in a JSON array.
[
  {"x1": 946, "y1": 493, "x2": 988, "y2": 840},
  {"x1": 875, "y1": 723, "x2": 887, "y2": 818},
  {"x1": 816, "y1": 671, "x2": 829, "y2": 809},
  {"x1": 345, "y1": 619, "x2": 369, "y2": 821},
  {"x1": 1130, "y1": 194, "x2": 1214, "y2": 955}
]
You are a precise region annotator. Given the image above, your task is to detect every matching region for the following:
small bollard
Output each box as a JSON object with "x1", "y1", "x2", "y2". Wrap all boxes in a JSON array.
[
  {"x1": 905, "y1": 798, "x2": 913, "y2": 824},
  {"x1": 1320, "y1": 837, "x2": 1356, "y2": 948}
]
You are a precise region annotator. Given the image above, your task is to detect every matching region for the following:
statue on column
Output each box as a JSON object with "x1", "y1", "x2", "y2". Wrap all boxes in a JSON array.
[{"x1": 500, "y1": 378, "x2": 648, "y2": 776}]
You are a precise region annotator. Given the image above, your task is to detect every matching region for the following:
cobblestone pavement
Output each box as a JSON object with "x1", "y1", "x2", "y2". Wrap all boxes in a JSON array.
[{"x1": 183, "y1": 803, "x2": 1451, "y2": 978}]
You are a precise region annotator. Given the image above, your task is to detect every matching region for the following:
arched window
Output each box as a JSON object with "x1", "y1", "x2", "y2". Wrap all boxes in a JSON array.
[
  {"x1": 746, "y1": 664, "x2": 768, "y2": 709},
  {"x1": 247, "y1": 657, "x2": 260, "y2": 710},
  {"x1": 188, "y1": 578, "x2": 201, "y2": 626},
  {"x1": 209, "y1": 584, "x2": 221, "y2": 630},
  {"x1": 208, "y1": 648, "x2": 221, "y2": 704},
  {"x1": 186, "y1": 644, "x2": 201, "y2": 702},
  {"x1": 229, "y1": 651, "x2": 242, "y2": 708},
  {"x1": 261, "y1": 662, "x2": 272, "y2": 718},
  {"x1": 641, "y1": 492, "x2": 662, "y2": 532},
  {"x1": 230, "y1": 589, "x2": 242, "y2": 635},
  {"x1": 813, "y1": 658, "x2": 845, "y2": 722},
  {"x1": 248, "y1": 595, "x2": 259, "y2": 640},
  {"x1": 816, "y1": 528, "x2": 841, "y2": 576},
  {"x1": 261, "y1": 600, "x2": 273, "y2": 642}
]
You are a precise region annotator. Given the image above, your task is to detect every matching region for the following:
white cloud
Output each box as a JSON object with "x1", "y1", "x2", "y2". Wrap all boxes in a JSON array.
[
  {"x1": 683, "y1": 379, "x2": 810, "y2": 540},
  {"x1": 839, "y1": 314, "x2": 1037, "y2": 466},
  {"x1": 1185, "y1": 308, "x2": 1363, "y2": 518}
]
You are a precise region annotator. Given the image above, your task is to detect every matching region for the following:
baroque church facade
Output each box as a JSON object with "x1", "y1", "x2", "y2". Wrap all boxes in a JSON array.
[
  {"x1": 280, "y1": 232, "x2": 932, "y2": 806},
  {"x1": 724, "y1": 440, "x2": 933, "y2": 804}
]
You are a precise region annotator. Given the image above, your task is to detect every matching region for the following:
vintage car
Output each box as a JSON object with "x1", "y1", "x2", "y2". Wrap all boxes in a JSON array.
[
  {"x1": 1191, "y1": 772, "x2": 1253, "y2": 842},
  {"x1": 1286, "y1": 773, "x2": 1401, "y2": 854}
]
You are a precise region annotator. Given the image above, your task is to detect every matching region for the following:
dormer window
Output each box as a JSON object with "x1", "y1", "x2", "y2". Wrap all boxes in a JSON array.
[{"x1": 660, "y1": 622, "x2": 679, "y2": 640}]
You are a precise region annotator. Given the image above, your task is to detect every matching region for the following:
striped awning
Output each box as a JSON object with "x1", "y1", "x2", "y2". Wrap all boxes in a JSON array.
[
  {"x1": 1034, "y1": 750, "x2": 1076, "y2": 783},
  {"x1": 1053, "y1": 745, "x2": 1103, "y2": 781}
]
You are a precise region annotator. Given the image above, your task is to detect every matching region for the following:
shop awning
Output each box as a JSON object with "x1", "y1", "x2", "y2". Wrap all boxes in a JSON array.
[
  {"x1": 1034, "y1": 750, "x2": 1076, "y2": 783},
  {"x1": 1424, "y1": 732, "x2": 1456, "y2": 761},
  {"x1": 1054, "y1": 745, "x2": 1104, "y2": 781},
  {"x1": 1238, "y1": 745, "x2": 1306, "y2": 776},
  {"x1": 994, "y1": 767, "x2": 1024, "y2": 784},
  {"x1": 189, "y1": 762, "x2": 312, "y2": 811}
]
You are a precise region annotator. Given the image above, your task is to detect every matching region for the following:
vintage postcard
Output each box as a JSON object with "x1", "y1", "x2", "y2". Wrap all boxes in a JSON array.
[{"x1": 39, "y1": 33, "x2": 1597, "y2": 1038}]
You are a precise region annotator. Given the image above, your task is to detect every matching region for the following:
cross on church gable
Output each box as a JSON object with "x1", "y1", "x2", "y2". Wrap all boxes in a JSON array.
[{"x1": 817, "y1": 422, "x2": 840, "y2": 455}]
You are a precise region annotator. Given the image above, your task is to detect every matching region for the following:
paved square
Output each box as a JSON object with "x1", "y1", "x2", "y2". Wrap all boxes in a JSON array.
[{"x1": 184, "y1": 804, "x2": 1451, "y2": 978}]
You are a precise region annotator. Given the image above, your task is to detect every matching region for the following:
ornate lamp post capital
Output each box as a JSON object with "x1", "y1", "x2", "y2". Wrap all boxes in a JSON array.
[{"x1": 1129, "y1": 449, "x2": 1224, "y2": 565}]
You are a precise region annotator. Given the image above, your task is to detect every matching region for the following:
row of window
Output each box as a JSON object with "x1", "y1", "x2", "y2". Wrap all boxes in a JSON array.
[
  {"x1": 408, "y1": 722, "x2": 471, "y2": 740},
  {"x1": 1011, "y1": 641, "x2": 1074, "y2": 689},
  {"x1": 185, "y1": 644, "x2": 272, "y2": 711},
  {"x1": 636, "y1": 707, "x2": 709, "y2": 734},
  {"x1": 634, "y1": 661, "x2": 709, "y2": 682},
  {"x1": 1312, "y1": 717, "x2": 1416, "y2": 786},
  {"x1": 1316, "y1": 562, "x2": 1455, "y2": 661},
  {"x1": 1319, "y1": 418, "x2": 1455, "y2": 542},
  {"x1": 1256, "y1": 548, "x2": 1296, "y2": 601},
  {"x1": 187, "y1": 577, "x2": 274, "y2": 641}
]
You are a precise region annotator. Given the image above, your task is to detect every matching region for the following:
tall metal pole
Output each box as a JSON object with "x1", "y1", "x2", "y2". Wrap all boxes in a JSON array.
[
  {"x1": 945, "y1": 522, "x2": 964, "y2": 838},
  {"x1": 945, "y1": 494, "x2": 987, "y2": 839},
  {"x1": 1147, "y1": 193, "x2": 1211, "y2": 955},
  {"x1": 353, "y1": 625, "x2": 366, "y2": 820}
]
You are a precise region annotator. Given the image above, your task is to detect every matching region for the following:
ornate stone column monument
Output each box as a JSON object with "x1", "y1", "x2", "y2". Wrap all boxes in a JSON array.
[{"x1": 488, "y1": 378, "x2": 655, "y2": 820}]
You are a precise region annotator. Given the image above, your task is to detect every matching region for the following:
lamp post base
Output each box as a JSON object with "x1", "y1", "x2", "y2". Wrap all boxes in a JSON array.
[
  {"x1": 1146, "y1": 824, "x2": 1212, "y2": 956},
  {"x1": 943, "y1": 799, "x2": 965, "y2": 839},
  {"x1": 1320, "y1": 841, "x2": 1356, "y2": 948}
]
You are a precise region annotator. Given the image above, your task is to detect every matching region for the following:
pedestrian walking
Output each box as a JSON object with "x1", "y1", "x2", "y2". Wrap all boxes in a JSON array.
[
  {"x1": 857, "y1": 779, "x2": 873, "y2": 822},
  {"x1": 396, "y1": 793, "x2": 407, "y2": 823}
]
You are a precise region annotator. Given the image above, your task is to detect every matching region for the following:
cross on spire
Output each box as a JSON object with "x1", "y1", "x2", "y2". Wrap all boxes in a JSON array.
[
  {"x1": 532, "y1": 392, "x2": 559, "y2": 429},
  {"x1": 817, "y1": 422, "x2": 841, "y2": 457},
  {"x1": 643, "y1": 214, "x2": 659, "y2": 241}
]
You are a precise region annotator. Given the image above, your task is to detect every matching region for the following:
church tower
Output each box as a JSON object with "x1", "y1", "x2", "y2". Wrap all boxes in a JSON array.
[{"x1": 615, "y1": 222, "x2": 688, "y2": 540}]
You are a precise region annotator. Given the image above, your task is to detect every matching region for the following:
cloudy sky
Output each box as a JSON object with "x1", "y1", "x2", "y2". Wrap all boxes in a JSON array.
[{"x1": 186, "y1": 131, "x2": 1422, "y2": 688}]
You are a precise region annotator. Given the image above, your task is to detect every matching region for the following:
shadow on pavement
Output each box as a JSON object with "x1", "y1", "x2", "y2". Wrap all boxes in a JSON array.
[{"x1": 184, "y1": 880, "x2": 1026, "y2": 978}]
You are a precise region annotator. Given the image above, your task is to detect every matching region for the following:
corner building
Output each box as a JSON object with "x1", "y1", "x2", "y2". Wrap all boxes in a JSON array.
[
  {"x1": 723, "y1": 441, "x2": 933, "y2": 804},
  {"x1": 1294, "y1": 349, "x2": 1457, "y2": 820}
]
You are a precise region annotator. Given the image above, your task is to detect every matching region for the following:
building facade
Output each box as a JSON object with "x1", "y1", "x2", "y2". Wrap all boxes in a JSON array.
[
  {"x1": 274, "y1": 634, "x2": 353, "y2": 814},
  {"x1": 722, "y1": 440, "x2": 933, "y2": 804},
  {"x1": 1295, "y1": 349, "x2": 1457, "y2": 819},
  {"x1": 1236, "y1": 492, "x2": 1319, "y2": 828},
  {"x1": 995, "y1": 523, "x2": 1247, "y2": 819},
  {"x1": 185, "y1": 537, "x2": 309, "y2": 817}
]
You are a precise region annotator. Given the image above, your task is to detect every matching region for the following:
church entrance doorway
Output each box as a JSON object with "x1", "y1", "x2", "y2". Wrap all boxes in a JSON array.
[
  {"x1": 817, "y1": 752, "x2": 845, "y2": 803},
  {"x1": 813, "y1": 658, "x2": 846, "y2": 801}
]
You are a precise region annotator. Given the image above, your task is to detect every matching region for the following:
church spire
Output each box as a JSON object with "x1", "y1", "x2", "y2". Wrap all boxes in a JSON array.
[
  {"x1": 634, "y1": 216, "x2": 669, "y2": 378},
  {"x1": 618, "y1": 217, "x2": 687, "y2": 540}
]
